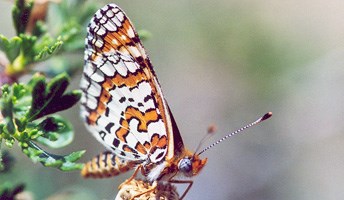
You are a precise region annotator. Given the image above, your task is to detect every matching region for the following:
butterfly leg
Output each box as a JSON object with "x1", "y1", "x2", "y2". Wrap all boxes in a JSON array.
[
  {"x1": 118, "y1": 164, "x2": 142, "y2": 189},
  {"x1": 169, "y1": 179, "x2": 193, "y2": 200},
  {"x1": 168, "y1": 172, "x2": 193, "y2": 200}
]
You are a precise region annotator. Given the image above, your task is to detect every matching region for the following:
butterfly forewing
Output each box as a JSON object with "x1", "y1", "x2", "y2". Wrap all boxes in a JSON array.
[{"x1": 80, "y1": 4, "x2": 181, "y2": 164}]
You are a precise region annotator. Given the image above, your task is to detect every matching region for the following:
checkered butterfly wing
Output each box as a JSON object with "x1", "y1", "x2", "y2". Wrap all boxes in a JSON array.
[{"x1": 80, "y1": 4, "x2": 183, "y2": 165}]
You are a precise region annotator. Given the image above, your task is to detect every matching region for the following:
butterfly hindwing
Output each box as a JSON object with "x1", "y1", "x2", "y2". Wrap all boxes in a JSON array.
[{"x1": 80, "y1": 4, "x2": 182, "y2": 164}]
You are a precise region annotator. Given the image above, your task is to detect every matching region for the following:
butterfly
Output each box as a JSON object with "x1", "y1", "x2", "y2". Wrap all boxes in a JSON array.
[{"x1": 80, "y1": 3, "x2": 271, "y2": 199}]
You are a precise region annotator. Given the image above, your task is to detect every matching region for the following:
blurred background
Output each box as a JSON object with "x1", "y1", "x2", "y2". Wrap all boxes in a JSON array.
[{"x1": 1, "y1": 0, "x2": 344, "y2": 199}]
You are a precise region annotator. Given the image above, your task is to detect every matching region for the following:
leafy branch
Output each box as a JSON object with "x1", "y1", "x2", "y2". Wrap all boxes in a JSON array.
[
  {"x1": 0, "y1": 73, "x2": 83, "y2": 171},
  {"x1": 0, "y1": 0, "x2": 103, "y2": 197},
  {"x1": 0, "y1": 0, "x2": 97, "y2": 82},
  {"x1": 0, "y1": 0, "x2": 101, "y2": 172}
]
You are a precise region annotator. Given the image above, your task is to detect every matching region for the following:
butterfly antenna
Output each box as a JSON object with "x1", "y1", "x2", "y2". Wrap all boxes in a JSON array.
[
  {"x1": 193, "y1": 124, "x2": 217, "y2": 157},
  {"x1": 197, "y1": 112, "x2": 272, "y2": 156}
]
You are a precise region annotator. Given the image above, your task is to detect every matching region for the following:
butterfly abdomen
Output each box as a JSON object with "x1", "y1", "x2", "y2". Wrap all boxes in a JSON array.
[{"x1": 81, "y1": 151, "x2": 136, "y2": 178}]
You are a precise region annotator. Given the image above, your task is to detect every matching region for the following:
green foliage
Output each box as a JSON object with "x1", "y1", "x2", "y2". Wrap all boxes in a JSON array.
[
  {"x1": 34, "y1": 116, "x2": 74, "y2": 148},
  {"x1": 0, "y1": 0, "x2": 96, "y2": 173},
  {"x1": 0, "y1": 0, "x2": 98, "y2": 78},
  {"x1": 34, "y1": 36, "x2": 63, "y2": 62},
  {"x1": 0, "y1": 0, "x2": 97, "y2": 172},
  {"x1": 12, "y1": 0, "x2": 33, "y2": 35},
  {"x1": 26, "y1": 73, "x2": 81, "y2": 121},
  {"x1": 0, "y1": 73, "x2": 83, "y2": 171},
  {"x1": 0, "y1": 33, "x2": 63, "y2": 76},
  {"x1": 0, "y1": 35, "x2": 21, "y2": 63},
  {"x1": 0, "y1": 183, "x2": 25, "y2": 200},
  {"x1": 24, "y1": 141, "x2": 85, "y2": 171},
  {"x1": 40, "y1": 0, "x2": 98, "y2": 76},
  {"x1": 0, "y1": 151, "x2": 15, "y2": 173},
  {"x1": 0, "y1": 1, "x2": 104, "y2": 198}
]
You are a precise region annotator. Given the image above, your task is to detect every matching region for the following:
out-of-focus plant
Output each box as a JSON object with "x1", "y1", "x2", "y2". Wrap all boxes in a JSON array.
[
  {"x1": 0, "y1": 0, "x2": 99, "y2": 174},
  {"x1": 0, "y1": 183, "x2": 26, "y2": 200},
  {"x1": 0, "y1": 0, "x2": 98, "y2": 83},
  {"x1": 0, "y1": 150, "x2": 15, "y2": 173}
]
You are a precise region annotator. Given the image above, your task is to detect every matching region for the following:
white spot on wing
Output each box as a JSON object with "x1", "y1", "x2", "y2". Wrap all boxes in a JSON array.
[
  {"x1": 85, "y1": 95, "x2": 98, "y2": 110},
  {"x1": 100, "y1": 60, "x2": 116, "y2": 77},
  {"x1": 90, "y1": 69, "x2": 105, "y2": 82},
  {"x1": 94, "y1": 38, "x2": 104, "y2": 48},
  {"x1": 96, "y1": 26, "x2": 106, "y2": 36},
  {"x1": 116, "y1": 11, "x2": 125, "y2": 22},
  {"x1": 112, "y1": 15, "x2": 122, "y2": 27},
  {"x1": 112, "y1": 39, "x2": 119, "y2": 45},
  {"x1": 114, "y1": 59, "x2": 128, "y2": 77},
  {"x1": 127, "y1": 26, "x2": 135, "y2": 38},
  {"x1": 127, "y1": 46, "x2": 141, "y2": 58},
  {"x1": 106, "y1": 9, "x2": 115, "y2": 18},
  {"x1": 124, "y1": 60, "x2": 139, "y2": 73},
  {"x1": 103, "y1": 22, "x2": 116, "y2": 32},
  {"x1": 87, "y1": 82, "x2": 102, "y2": 97}
]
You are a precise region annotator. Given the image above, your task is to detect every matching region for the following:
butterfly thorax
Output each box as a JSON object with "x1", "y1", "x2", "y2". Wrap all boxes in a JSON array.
[{"x1": 145, "y1": 148, "x2": 208, "y2": 182}]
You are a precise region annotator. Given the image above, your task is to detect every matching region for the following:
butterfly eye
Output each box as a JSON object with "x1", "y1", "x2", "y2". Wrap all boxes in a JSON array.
[{"x1": 178, "y1": 157, "x2": 192, "y2": 175}]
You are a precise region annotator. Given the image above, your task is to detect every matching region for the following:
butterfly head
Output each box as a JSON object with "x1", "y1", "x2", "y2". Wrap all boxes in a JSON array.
[{"x1": 178, "y1": 154, "x2": 207, "y2": 177}]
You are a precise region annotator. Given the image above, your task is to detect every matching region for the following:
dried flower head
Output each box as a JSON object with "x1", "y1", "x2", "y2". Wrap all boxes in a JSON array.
[{"x1": 115, "y1": 179, "x2": 179, "y2": 200}]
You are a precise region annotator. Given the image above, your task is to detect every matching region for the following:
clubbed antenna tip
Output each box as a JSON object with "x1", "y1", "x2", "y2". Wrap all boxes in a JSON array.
[
  {"x1": 261, "y1": 112, "x2": 272, "y2": 121},
  {"x1": 197, "y1": 112, "x2": 272, "y2": 156}
]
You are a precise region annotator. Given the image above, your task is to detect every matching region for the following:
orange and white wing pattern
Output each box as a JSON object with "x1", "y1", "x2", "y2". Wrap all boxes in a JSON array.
[{"x1": 80, "y1": 4, "x2": 179, "y2": 165}]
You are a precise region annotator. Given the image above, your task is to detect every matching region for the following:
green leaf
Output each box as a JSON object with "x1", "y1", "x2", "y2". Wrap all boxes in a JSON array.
[
  {"x1": 22, "y1": 143, "x2": 44, "y2": 163},
  {"x1": 44, "y1": 157, "x2": 63, "y2": 167},
  {"x1": 0, "y1": 85, "x2": 16, "y2": 135},
  {"x1": 12, "y1": 83, "x2": 26, "y2": 101},
  {"x1": 25, "y1": 141, "x2": 84, "y2": 171},
  {"x1": 26, "y1": 73, "x2": 80, "y2": 121},
  {"x1": 12, "y1": 0, "x2": 33, "y2": 35},
  {"x1": 46, "y1": 73, "x2": 70, "y2": 100},
  {"x1": 26, "y1": 128, "x2": 40, "y2": 139},
  {"x1": 44, "y1": 90, "x2": 81, "y2": 117},
  {"x1": 138, "y1": 29, "x2": 152, "y2": 41},
  {"x1": 4, "y1": 138, "x2": 15, "y2": 148},
  {"x1": 64, "y1": 150, "x2": 86, "y2": 163},
  {"x1": 20, "y1": 34, "x2": 37, "y2": 59},
  {"x1": 0, "y1": 183, "x2": 25, "y2": 199},
  {"x1": 60, "y1": 160, "x2": 84, "y2": 171},
  {"x1": 26, "y1": 76, "x2": 46, "y2": 121},
  {"x1": 35, "y1": 116, "x2": 74, "y2": 148},
  {"x1": 34, "y1": 39, "x2": 63, "y2": 62},
  {"x1": 14, "y1": 118, "x2": 26, "y2": 132},
  {"x1": 0, "y1": 35, "x2": 21, "y2": 63},
  {"x1": 60, "y1": 150, "x2": 85, "y2": 171},
  {"x1": 7, "y1": 35, "x2": 37, "y2": 75}
]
